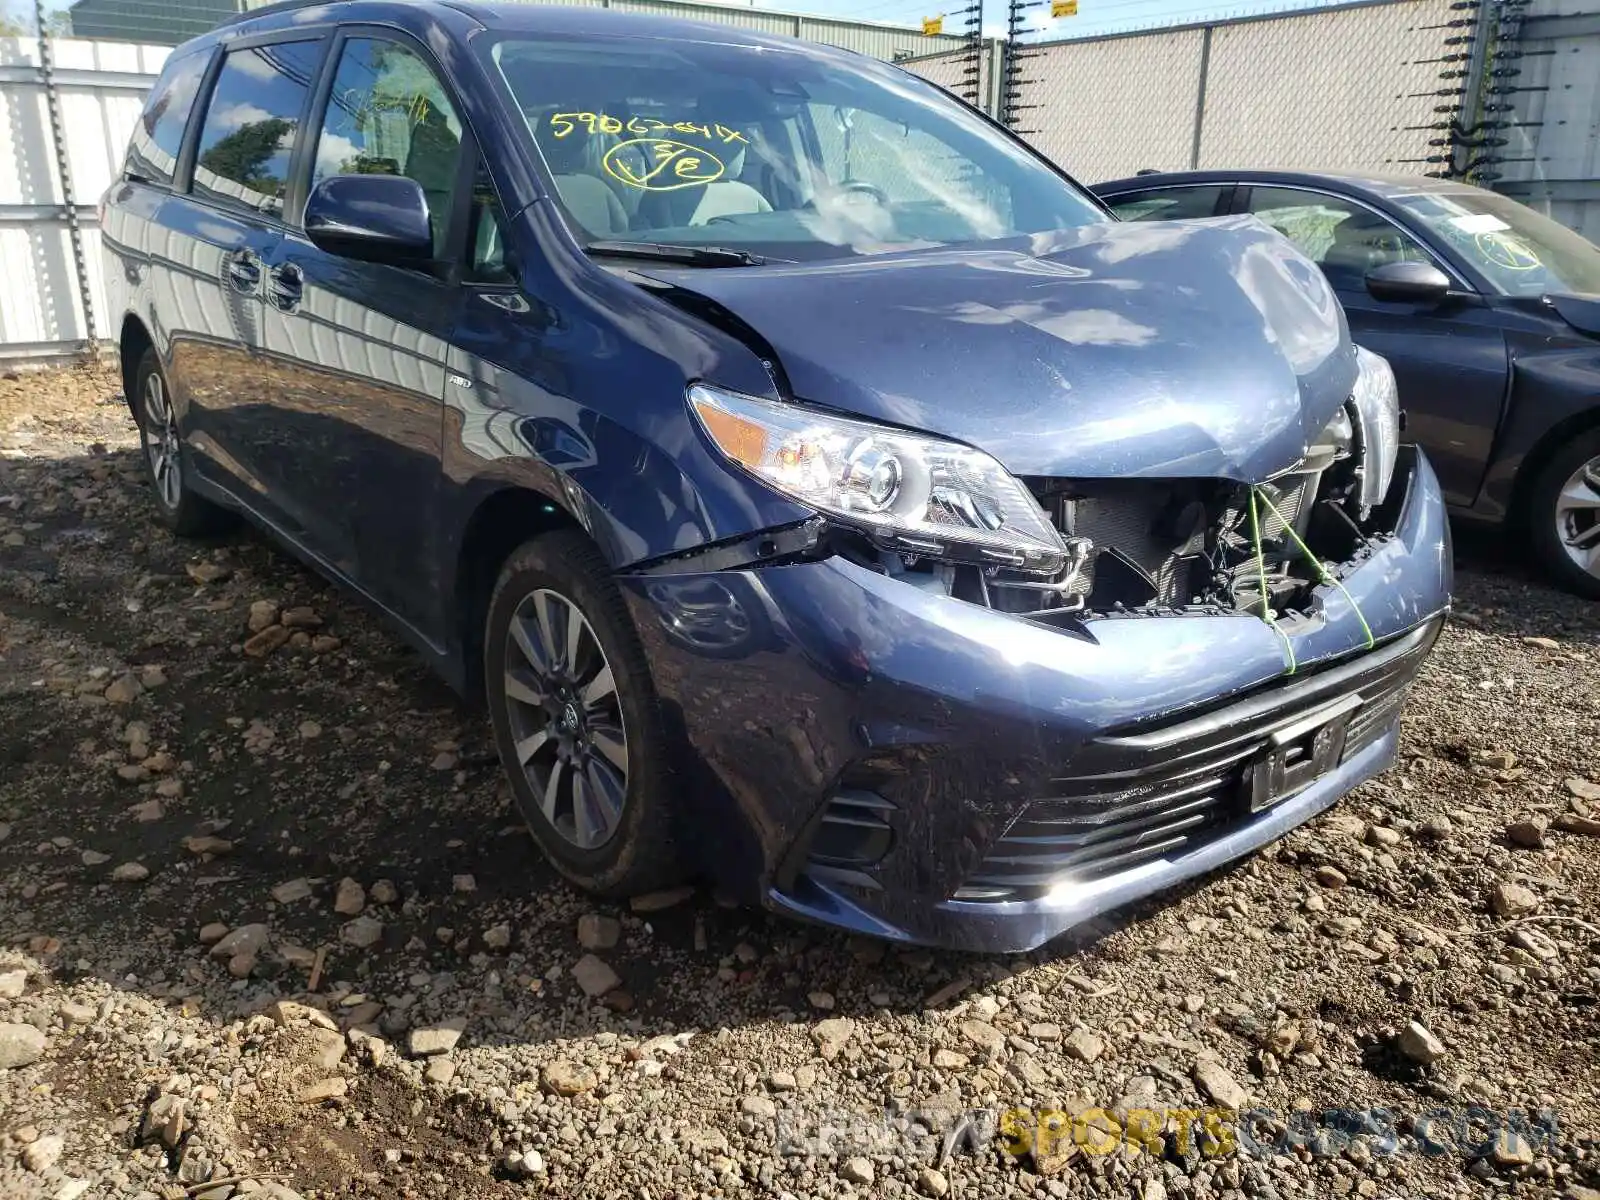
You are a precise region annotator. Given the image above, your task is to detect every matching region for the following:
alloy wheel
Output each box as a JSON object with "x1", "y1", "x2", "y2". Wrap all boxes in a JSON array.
[
  {"x1": 143, "y1": 372, "x2": 182, "y2": 510},
  {"x1": 502, "y1": 588, "x2": 629, "y2": 850},
  {"x1": 1554, "y1": 454, "x2": 1600, "y2": 581}
]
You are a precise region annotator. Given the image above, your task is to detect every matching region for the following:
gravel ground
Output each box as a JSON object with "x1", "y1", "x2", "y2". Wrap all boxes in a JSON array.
[{"x1": 1, "y1": 361, "x2": 1597, "y2": 1200}]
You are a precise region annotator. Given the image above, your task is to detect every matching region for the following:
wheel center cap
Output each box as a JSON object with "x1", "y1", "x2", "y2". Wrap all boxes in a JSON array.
[{"x1": 560, "y1": 702, "x2": 581, "y2": 735}]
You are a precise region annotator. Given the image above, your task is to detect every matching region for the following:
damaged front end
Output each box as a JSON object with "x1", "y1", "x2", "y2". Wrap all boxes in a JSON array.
[{"x1": 685, "y1": 346, "x2": 1403, "y2": 636}]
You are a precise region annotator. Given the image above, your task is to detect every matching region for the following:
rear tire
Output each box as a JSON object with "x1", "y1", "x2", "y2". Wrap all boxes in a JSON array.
[
  {"x1": 1525, "y1": 428, "x2": 1600, "y2": 600},
  {"x1": 484, "y1": 529, "x2": 685, "y2": 897},
  {"x1": 133, "y1": 349, "x2": 233, "y2": 537}
]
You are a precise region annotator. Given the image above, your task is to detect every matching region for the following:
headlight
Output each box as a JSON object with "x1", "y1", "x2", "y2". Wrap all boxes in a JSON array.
[
  {"x1": 1349, "y1": 345, "x2": 1399, "y2": 513},
  {"x1": 688, "y1": 383, "x2": 1067, "y2": 569}
]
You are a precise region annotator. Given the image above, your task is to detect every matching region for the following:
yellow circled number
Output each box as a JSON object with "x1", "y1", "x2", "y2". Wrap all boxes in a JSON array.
[{"x1": 602, "y1": 138, "x2": 726, "y2": 191}]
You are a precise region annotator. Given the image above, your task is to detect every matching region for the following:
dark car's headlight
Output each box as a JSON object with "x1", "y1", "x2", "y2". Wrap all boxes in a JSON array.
[
  {"x1": 1349, "y1": 346, "x2": 1399, "y2": 513},
  {"x1": 688, "y1": 383, "x2": 1067, "y2": 570}
]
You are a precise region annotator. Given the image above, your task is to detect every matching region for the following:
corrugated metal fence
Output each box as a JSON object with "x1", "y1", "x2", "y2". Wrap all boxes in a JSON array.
[{"x1": 1, "y1": 36, "x2": 168, "y2": 359}]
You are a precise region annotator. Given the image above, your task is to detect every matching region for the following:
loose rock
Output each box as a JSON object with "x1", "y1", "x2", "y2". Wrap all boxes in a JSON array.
[
  {"x1": 840, "y1": 1157, "x2": 874, "y2": 1185},
  {"x1": 1489, "y1": 880, "x2": 1539, "y2": 918},
  {"x1": 1063, "y1": 1028, "x2": 1105, "y2": 1063},
  {"x1": 1398, "y1": 1020, "x2": 1447, "y2": 1064},
  {"x1": 1192, "y1": 1059, "x2": 1249, "y2": 1109},
  {"x1": 572, "y1": 954, "x2": 621, "y2": 997},
  {"x1": 103, "y1": 674, "x2": 143, "y2": 705},
  {"x1": 1506, "y1": 817, "x2": 1548, "y2": 849},
  {"x1": 21, "y1": 1132, "x2": 64, "y2": 1173},
  {"x1": 209, "y1": 924, "x2": 269, "y2": 960},
  {"x1": 408, "y1": 1018, "x2": 466, "y2": 1057},
  {"x1": 0, "y1": 1022, "x2": 47, "y2": 1069},
  {"x1": 629, "y1": 886, "x2": 695, "y2": 912},
  {"x1": 272, "y1": 878, "x2": 313, "y2": 904},
  {"x1": 577, "y1": 913, "x2": 620, "y2": 950},
  {"x1": 333, "y1": 877, "x2": 366, "y2": 915},
  {"x1": 342, "y1": 915, "x2": 384, "y2": 949},
  {"x1": 543, "y1": 1060, "x2": 597, "y2": 1096}
]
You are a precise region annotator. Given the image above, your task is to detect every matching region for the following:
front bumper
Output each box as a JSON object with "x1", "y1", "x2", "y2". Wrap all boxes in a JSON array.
[{"x1": 617, "y1": 447, "x2": 1452, "y2": 952}]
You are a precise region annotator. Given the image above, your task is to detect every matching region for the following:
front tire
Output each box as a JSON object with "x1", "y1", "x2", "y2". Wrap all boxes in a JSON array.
[
  {"x1": 133, "y1": 349, "x2": 233, "y2": 537},
  {"x1": 484, "y1": 530, "x2": 685, "y2": 896},
  {"x1": 1526, "y1": 429, "x2": 1600, "y2": 600}
]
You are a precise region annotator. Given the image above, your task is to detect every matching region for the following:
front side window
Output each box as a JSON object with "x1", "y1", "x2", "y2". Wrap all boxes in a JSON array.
[
  {"x1": 126, "y1": 48, "x2": 211, "y2": 185},
  {"x1": 487, "y1": 35, "x2": 1105, "y2": 260},
  {"x1": 1107, "y1": 186, "x2": 1227, "y2": 222},
  {"x1": 311, "y1": 37, "x2": 463, "y2": 257},
  {"x1": 1243, "y1": 186, "x2": 1431, "y2": 292},
  {"x1": 192, "y1": 39, "x2": 323, "y2": 212}
]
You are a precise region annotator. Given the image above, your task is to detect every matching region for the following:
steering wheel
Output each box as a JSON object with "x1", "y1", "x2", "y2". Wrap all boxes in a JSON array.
[{"x1": 837, "y1": 180, "x2": 889, "y2": 206}]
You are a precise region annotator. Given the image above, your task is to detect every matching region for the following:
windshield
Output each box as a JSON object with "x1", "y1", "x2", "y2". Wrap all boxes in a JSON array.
[
  {"x1": 1391, "y1": 187, "x2": 1600, "y2": 298},
  {"x1": 488, "y1": 34, "x2": 1106, "y2": 261}
]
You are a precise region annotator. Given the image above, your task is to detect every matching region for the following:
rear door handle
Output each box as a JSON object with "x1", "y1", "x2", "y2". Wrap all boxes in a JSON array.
[
  {"x1": 225, "y1": 250, "x2": 261, "y2": 294},
  {"x1": 267, "y1": 263, "x2": 303, "y2": 312}
]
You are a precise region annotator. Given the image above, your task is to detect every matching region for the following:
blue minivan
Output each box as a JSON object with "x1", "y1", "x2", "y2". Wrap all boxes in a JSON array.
[{"x1": 102, "y1": 0, "x2": 1451, "y2": 951}]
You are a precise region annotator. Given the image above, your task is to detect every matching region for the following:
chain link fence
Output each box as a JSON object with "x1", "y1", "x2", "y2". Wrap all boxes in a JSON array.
[{"x1": 999, "y1": 0, "x2": 1472, "y2": 182}]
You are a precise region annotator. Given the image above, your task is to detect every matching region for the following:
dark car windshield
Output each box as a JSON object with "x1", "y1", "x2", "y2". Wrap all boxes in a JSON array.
[
  {"x1": 488, "y1": 34, "x2": 1106, "y2": 261},
  {"x1": 1391, "y1": 187, "x2": 1600, "y2": 298}
]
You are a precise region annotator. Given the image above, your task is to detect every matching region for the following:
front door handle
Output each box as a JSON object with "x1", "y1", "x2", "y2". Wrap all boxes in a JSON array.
[
  {"x1": 225, "y1": 249, "x2": 261, "y2": 294},
  {"x1": 267, "y1": 263, "x2": 303, "y2": 313}
]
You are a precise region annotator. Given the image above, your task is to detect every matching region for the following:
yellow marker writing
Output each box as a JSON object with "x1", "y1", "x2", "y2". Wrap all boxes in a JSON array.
[{"x1": 602, "y1": 138, "x2": 726, "y2": 191}]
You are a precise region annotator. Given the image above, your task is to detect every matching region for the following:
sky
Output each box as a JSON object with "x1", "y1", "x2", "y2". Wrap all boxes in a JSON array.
[{"x1": 4, "y1": 0, "x2": 1343, "y2": 46}]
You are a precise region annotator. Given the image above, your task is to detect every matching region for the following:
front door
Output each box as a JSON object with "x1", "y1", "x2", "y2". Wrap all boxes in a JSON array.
[
  {"x1": 254, "y1": 30, "x2": 466, "y2": 630},
  {"x1": 1235, "y1": 185, "x2": 1510, "y2": 508}
]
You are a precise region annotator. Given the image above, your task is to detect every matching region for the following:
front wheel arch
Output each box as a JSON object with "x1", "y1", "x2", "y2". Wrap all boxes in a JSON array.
[{"x1": 453, "y1": 486, "x2": 586, "y2": 704}]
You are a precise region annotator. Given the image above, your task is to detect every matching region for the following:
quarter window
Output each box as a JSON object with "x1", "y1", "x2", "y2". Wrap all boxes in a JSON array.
[
  {"x1": 1107, "y1": 186, "x2": 1227, "y2": 222},
  {"x1": 466, "y1": 165, "x2": 515, "y2": 284},
  {"x1": 311, "y1": 37, "x2": 463, "y2": 257},
  {"x1": 192, "y1": 40, "x2": 323, "y2": 212},
  {"x1": 1243, "y1": 186, "x2": 1432, "y2": 292},
  {"x1": 126, "y1": 49, "x2": 211, "y2": 185}
]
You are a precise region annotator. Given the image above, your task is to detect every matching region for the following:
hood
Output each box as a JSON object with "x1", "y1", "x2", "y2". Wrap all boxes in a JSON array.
[
  {"x1": 1548, "y1": 293, "x2": 1600, "y2": 339},
  {"x1": 643, "y1": 216, "x2": 1358, "y2": 481}
]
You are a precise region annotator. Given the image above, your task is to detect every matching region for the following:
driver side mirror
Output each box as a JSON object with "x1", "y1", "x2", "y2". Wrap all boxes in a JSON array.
[
  {"x1": 1365, "y1": 260, "x2": 1452, "y2": 305},
  {"x1": 304, "y1": 175, "x2": 433, "y2": 267}
]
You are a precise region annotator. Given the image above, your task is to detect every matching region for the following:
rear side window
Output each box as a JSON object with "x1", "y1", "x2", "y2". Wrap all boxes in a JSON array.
[
  {"x1": 126, "y1": 49, "x2": 211, "y2": 185},
  {"x1": 192, "y1": 39, "x2": 323, "y2": 213},
  {"x1": 1106, "y1": 186, "x2": 1227, "y2": 221}
]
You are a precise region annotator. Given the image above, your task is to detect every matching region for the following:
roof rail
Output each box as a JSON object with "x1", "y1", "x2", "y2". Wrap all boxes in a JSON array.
[{"x1": 213, "y1": 0, "x2": 351, "y2": 31}]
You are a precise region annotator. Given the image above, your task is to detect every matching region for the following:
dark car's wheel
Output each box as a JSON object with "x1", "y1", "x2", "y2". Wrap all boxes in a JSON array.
[
  {"x1": 133, "y1": 349, "x2": 233, "y2": 537},
  {"x1": 1526, "y1": 431, "x2": 1600, "y2": 600},
  {"x1": 1526, "y1": 429, "x2": 1600, "y2": 600},
  {"x1": 485, "y1": 530, "x2": 684, "y2": 896}
]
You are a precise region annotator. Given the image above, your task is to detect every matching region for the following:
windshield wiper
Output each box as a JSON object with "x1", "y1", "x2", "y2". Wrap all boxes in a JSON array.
[{"x1": 584, "y1": 240, "x2": 766, "y2": 267}]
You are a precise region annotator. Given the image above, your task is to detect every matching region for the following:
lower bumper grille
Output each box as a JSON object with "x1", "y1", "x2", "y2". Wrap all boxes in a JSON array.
[{"x1": 958, "y1": 619, "x2": 1441, "y2": 901}]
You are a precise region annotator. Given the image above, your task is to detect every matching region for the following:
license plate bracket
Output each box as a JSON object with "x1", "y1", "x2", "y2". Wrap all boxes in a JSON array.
[{"x1": 1248, "y1": 695, "x2": 1362, "y2": 814}]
